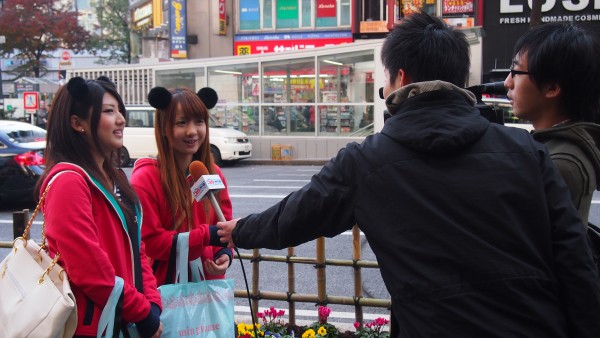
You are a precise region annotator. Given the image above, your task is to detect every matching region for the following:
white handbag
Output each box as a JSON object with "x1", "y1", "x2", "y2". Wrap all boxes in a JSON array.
[{"x1": 0, "y1": 172, "x2": 77, "y2": 338}]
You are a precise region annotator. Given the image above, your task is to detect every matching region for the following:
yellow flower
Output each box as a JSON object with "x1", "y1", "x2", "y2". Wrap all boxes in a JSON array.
[
  {"x1": 317, "y1": 326, "x2": 327, "y2": 336},
  {"x1": 302, "y1": 329, "x2": 316, "y2": 338}
]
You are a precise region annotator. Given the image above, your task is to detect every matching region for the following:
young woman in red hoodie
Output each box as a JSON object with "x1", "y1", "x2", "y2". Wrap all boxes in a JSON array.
[
  {"x1": 37, "y1": 77, "x2": 163, "y2": 337},
  {"x1": 130, "y1": 87, "x2": 232, "y2": 286}
]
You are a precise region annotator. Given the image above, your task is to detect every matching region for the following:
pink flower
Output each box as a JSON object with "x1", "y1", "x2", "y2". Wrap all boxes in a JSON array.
[
  {"x1": 353, "y1": 322, "x2": 360, "y2": 329},
  {"x1": 318, "y1": 306, "x2": 331, "y2": 324}
]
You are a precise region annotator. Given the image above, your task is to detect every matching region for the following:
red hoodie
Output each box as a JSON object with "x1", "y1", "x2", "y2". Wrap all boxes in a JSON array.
[
  {"x1": 41, "y1": 163, "x2": 161, "y2": 337},
  {"x1": 130, "y1": 158, "x2": 233, "y2": 286}
]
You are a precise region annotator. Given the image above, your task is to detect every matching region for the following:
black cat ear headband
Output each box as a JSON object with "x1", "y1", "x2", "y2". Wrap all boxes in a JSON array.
[{"x1": 147, "y1": 86, "x2": 218, "y2": 110}]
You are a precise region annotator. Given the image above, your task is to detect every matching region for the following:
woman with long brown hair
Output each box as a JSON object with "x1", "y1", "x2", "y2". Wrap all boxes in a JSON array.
[
  {"x1": 130, "y1": 87, "x2": 232, "y2": 286},
  {"x1": 36, "y1": 76, "x2": 162, "y2": 337}
]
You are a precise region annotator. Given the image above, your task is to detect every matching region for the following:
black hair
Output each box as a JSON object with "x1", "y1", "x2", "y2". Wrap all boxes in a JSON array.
[
  {"x1": 513, "y1": 22, "x2": 600, "y2": 122},
  {"x1": 380, "y1": 12, "x2": 470, "y2": 87},
  {"x1": 37, "y1": 76, "x2": 138, "y2": 220}
]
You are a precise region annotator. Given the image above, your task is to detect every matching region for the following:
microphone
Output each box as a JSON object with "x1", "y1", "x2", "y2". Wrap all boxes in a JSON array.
[{"x1": 189, "y1": 160, "x2": 227, "y2": 222}]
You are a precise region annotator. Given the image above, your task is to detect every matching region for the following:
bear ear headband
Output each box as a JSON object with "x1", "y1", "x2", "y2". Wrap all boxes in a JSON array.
[
  {"x1": 66, "y1": 77, "x2": 89, "y2": 100},
  {"x1": 147, "y1": 86, "x2": 219, "y2": 110}
]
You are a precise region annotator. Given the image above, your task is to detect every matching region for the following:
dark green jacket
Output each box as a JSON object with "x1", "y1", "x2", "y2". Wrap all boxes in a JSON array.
[{"x1": 533, "y1": 122, "x2": 600, "y2": 226}]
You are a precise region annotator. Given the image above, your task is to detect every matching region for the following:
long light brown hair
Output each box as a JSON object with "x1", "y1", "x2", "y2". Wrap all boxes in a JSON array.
[{"x1": 154, "y1": 88, "x2": 217, "y2": 229}]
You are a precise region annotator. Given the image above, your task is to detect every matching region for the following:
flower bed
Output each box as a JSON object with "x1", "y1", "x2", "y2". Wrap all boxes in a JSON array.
[{"x1": 236, "y1": 306, "x2": 390, "y2": 338}]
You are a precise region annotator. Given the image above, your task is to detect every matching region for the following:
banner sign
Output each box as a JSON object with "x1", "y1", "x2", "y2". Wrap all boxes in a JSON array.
[
  {"x1": 402, "y1": 0, "x2": 435, "y2": 17},
  {"x1": 240, "y1": 0, "x2": 260, "y2": 30},
  {"x1": 218, "y1": 0, "x2": 226, "y2": 35},
  {"x1": 316, "y1": 0, "x2": 336, "y2": 18},
  {"x1": 234, "y1": 31, "x2": 353, "y2": 55},
  {"x1": 443, "y1": 0, "x2": 474, "y2": 15},
  {"x1": 276, "y1": 0, "x2": 298, "y2": 28},
  {"x1": 497, "y1": 0, "x2": 600, "y2": 24},
  {"x1": 170, "y1": 0, "x2": 187, "y2": 58}
]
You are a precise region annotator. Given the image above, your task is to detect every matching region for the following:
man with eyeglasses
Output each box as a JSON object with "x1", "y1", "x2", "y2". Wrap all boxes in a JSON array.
[{"x1": 505, "y1": 22, "x2": 600, "y2": 229}]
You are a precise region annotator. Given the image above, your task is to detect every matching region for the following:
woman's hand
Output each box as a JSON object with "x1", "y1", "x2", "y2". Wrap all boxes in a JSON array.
[
  {"x1": 151, "y1": 322, "x2": 163, "y2": 338},
  {"x1": 204, "y1": 254, "x2": 230, "y2": 275}
]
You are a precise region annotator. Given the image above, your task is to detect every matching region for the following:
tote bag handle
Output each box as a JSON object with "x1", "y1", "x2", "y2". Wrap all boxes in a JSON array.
[
  {"x1": 174, "y1": 232, "x2": 206, "y2": 284},
  {"x1": 97, "y1": 276, "x2": 124, "y2": 338}
]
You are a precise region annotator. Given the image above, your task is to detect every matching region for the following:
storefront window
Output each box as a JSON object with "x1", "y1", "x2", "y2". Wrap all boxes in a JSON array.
[
  {"x1": 208, "y1": 63, "x2": 260, "y2": 135},
  {"x1": 212, "y1": 104, "x2": 260, "y2": 135},
  {"x1": 155, "y1": 68, "x2": 205, "y2": 91},
  {"x1": 263, "y1": 0, "x2": 273, "y2": 28},
  {"x1": 262, "y1": 58, "x2": 315, "y2": 103},
  {"x1": 208, "y1": 63, "x2": 260, "y2": 104},
  {"x1": 263, "y1": 105, "x2": 314, "y2": 135},
  {"x1": 301, "y1": 0, "x2": 312, "y2": 27},
  {"x1": 340, "y1": 0, "x2": 351, "y2": 26},
  {"x1": 317, "y1": 51, "x2": 375, "y2": 135}
]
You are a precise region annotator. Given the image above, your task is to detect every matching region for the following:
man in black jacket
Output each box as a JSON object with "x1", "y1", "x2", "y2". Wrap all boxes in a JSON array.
[{"x1": 218, "y1": 13, "x2": 600, "y2": 337}]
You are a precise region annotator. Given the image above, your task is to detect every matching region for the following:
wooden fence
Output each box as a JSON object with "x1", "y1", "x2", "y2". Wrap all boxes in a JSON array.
[{"x1": 1, "y1": 210, "x2": 391, "y2": 326}]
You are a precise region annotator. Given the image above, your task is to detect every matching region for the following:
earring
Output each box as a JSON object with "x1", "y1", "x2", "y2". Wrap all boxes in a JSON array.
[{"x1": 80, "y1": 129, "x2": 85, "y2": 133}]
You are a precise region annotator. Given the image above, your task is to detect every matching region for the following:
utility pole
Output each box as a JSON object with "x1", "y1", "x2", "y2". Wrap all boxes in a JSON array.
[{"x1": 0, "y1": 35, "x2": 5, "y2": 112}]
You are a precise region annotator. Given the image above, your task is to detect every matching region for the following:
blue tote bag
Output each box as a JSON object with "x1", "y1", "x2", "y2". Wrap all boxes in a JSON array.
[{"x1": 159, "y1": 232, "x2": 235, "y2": 338}]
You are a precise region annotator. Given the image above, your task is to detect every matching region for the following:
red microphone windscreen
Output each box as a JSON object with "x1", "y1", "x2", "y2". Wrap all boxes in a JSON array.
[{"x1": 189, "y1": 160, "x2": 209, "y2": 182}]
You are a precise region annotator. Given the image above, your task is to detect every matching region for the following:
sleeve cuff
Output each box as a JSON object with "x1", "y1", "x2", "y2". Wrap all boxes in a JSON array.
[
  {"x1": 214, "y1": 248, "x2": 233, "y2": 267},
  {"x1": 135, "y1": 302, "x2": 161, "y2": 338},
  {"x1": 209, "y1": 225, "x2": 228, "y2": 247}
]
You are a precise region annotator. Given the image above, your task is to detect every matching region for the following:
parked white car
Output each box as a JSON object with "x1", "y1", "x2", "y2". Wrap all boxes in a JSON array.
[{"x1": 121, "y1": 106, "x2": 252, "y2": 166}]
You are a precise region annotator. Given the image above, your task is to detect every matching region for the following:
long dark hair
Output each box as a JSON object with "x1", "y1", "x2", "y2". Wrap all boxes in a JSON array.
[{"x1": 36, "y1": 77, "x2": 138, "y2": 219}]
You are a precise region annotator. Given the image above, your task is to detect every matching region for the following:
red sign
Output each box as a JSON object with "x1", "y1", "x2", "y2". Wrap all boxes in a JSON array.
[
  {"x1": 316, "y1": 0, "x2": 336, "y2": 18},
  {"x1": 442, "y1": 0, "x2": 474, "y2": 15},
  {"x1": 235, "y1": 37, "x2": 353, "y2": 55},
  {"x1": 60, "y1": 50, "x2": 72, "y2": 62},
  {"x1": 218, "y1": 0, "x2": 226, "y2": 36},
  {"x1": 23, "y1": 92, "x2": 39, "y2": 110}
]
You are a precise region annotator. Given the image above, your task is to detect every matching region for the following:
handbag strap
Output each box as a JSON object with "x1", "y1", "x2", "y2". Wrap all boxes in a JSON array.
[
  {"x1": 22, "y1": 170, "x2": 78, "y2": 247},
  {"x1": 97, "y1": 276, "x2": 124, "y2": 338}
]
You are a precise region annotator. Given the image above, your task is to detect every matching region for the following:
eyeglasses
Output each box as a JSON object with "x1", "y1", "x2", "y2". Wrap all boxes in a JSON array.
[{"x1": 510, "y1": 67, "x2": 533, "y2": 78}]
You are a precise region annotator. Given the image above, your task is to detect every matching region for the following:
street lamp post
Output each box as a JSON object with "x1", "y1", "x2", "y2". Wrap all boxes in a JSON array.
[{"x1": 0, "y1": 35, "x2": 5, "y2": 112}]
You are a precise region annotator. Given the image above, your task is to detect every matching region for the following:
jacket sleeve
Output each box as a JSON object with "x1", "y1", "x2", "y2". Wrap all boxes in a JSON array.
[
  {"x1": 549, "y1": 152, "x2": 589, "y2": 216},
  {"x1": 233, "y1": 146, "x2": 357, "y2": 249},
  {"x1": 537, "y1": 143, "x2": 600, "y2": 336},
  {"x1": 43, "y1": 172, "x2": 153, "y2": 324},
  {"x1": 139, "y1": 239, "x2": 162, "y2": 308}
]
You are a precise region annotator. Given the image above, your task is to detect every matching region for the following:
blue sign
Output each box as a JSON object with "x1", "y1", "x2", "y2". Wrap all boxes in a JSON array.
[
  {"x1": 234, "y1": 31, "x2": 353, "y2": 42},
  {"x1": 170, "y1": 0, "x2": 187, "y2": 58}
]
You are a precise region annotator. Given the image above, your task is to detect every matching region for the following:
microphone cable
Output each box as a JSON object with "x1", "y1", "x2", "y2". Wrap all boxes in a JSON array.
[{"x1": 234, "y1": 246, "x2": 259, "y2": 338}]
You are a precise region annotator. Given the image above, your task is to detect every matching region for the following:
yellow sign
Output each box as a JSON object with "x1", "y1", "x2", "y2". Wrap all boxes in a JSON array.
[
  {"x1": 360, "y1": 21, "x2": 388, "y2": 33},
  {"x1": 237, "y1": 45, "x2": 251, "y2": 55}
]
